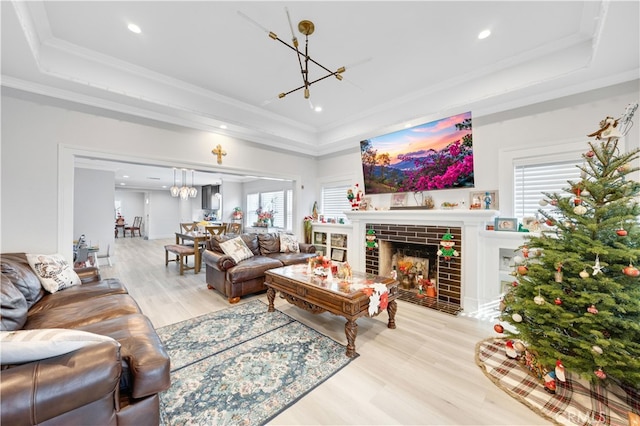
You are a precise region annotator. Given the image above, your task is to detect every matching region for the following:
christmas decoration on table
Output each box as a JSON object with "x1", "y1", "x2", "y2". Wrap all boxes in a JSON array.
[
  {"x1": 351, "y1": 281, "x2": 389, "y2": 316},
  {"x1": 437, "y1": 231, "x2": 459, "y2": 261},
  {"x1": 365, "y1": 229, "x2": 378, "y2": 250},
  {"x1": 347, "y1": 183, "x2": 363, "y2": 210},
  {"x1": 499, "y1": 103, "x2": 640, "y2": 388}
]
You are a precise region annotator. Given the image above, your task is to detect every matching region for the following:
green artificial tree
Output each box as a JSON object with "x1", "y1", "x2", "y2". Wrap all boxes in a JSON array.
[{"x1": 500, "y1": 103, "x2": 640, "y2": 389}]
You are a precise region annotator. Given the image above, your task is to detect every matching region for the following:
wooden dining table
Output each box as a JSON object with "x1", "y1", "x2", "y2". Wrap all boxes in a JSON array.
[{"x1": 174, "y1": 231, "x2": 208, "y2": 274}]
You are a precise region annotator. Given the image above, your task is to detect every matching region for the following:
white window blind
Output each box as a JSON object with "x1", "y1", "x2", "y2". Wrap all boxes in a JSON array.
[
  {"x1": 246, "y1": 193, "x2": 260, "y2": 227},
  {"x1": 322, "y1": 184, "x2": 352, "y2": 221},
  {"x1": 262, "y1": 191, "x2": 284, "y2": 228},
  {"x1": 286, "y1": 189, "x2": 293, "y2": 230},
  {"x1": 514, "y1": 159, "x2": 582, "y2": 219}
]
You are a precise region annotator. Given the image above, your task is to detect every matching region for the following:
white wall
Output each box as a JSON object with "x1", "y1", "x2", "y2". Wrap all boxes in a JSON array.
[
  {"x1": 317, "y1": 80, "x2": 640, "y2": 215},
  {"x1": 114, "y1": 189, "x2": 145, "y2": 229},
  {"x1": 74, "y1": 168, "x2": 114, "y2": 255},
  {"x1": 1, "y1": 93, "x2": 316, "y2": 259}
]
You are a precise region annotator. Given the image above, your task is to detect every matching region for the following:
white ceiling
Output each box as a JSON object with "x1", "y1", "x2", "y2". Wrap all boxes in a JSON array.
[{"x1": 2, "y1": 1, "x2": 639, "y2": 190}]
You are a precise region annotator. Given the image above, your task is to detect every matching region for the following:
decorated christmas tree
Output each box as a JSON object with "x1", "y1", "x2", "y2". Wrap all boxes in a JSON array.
[{"x1": 500, "y1": 103, "x2": 640, "y2": 389}]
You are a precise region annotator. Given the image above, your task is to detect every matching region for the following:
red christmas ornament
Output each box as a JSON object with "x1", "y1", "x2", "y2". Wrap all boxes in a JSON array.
[
  {"x1": 517, "y1": 265, "x2": 529, "y2": 275},
  {"x1": 623, "y1": 264, "x2": 640, "y2": 277},
  {"x1": 594, "y1": 368, "x2": 607, "y2": 379},
  {"x1": 512, "y1": 280, "x2": 519, "y2": 287},
  {"x1": 493, "y1": 324, "x2": 504, "y2": 333},
  {"x1": 574, "y1": 198, "x2": 582, "y2": 206},
  {"x1": 587, "y1": 304, "x2": 599, "y2": 314},
  {"x1": 554, "y1": 297, "x2": 562, "y2": 305},
  {"x1": 616, "y1": 228, "x2": 628, "y2": 237},
  {"x1": 546, "y1": 219, "x2": 556, "y2": 226},
  {"x1": 586, "y1": 150, "x2": 595, "y2": 158}
]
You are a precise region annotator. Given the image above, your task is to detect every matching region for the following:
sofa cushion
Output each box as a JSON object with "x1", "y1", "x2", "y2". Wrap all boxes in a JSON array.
[
  {"x1": 0, "y1": 328, "x2": 118, "y2": 364},
  {"x1": 25, "y1": 294, "x2": 141, "y2": 330},
  {"x1": 279, "y1": 232, "x2": 300, "y2": 253},
  {"x1": 227, "y1": 256, "x2": 283, "y2": 283},
  {"x1": 25, "y1": 253, "x2": 81, "y2": 293},
  {"x1": 26, "y1": 278, "x2": 128, "y2": 316},
  {"x1": 1, "y1": 275, "x2": 28, "y2": 331},
  {"x1": 258, "y1": 233, "x2": 280, "y2": 255},
  {"x1": 1, "y1": 253, "x2": 45, "y2": 308},
  {"x1": 219, "y1": 237, "x2": 254, "y2": 263}
]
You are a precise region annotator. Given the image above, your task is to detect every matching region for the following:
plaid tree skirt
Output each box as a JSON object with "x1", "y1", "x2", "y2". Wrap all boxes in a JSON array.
[{"x1": 476, "y1": 338, "x2": 640, "y2": 426}]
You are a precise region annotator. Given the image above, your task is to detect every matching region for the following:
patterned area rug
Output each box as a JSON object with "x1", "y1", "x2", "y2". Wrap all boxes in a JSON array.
[
  {"x1": 157, "y1": 300, "x2": 356, "y2": 425},
  {"x1": 476, "y1": 338, "x2": 640, "y2": 426}
]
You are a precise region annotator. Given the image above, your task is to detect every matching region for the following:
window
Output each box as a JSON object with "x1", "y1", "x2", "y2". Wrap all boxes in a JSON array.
[
  {"x1": 514, "y1": 159, "x2": 582, "y2": 219},
  {"x1": 246, "y1": 190, "x2": 293, "y2": 230},
  {"x1": 321, "y1": 184, "x2": 352, "y2": 221}
]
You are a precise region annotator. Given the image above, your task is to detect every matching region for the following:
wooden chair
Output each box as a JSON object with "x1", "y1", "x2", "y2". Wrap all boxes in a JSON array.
[
  {"x1": 180, "y1": 222, "x2": 197, "y2": 233},
  {"x1": 228, "y1": 223, "x2": 242, "y2": 234},
  {"x1": 205, "y1": 225, "x2": 226, "y2": 238},
  {"x1": 125, "y1": 216, "x2": 142, "y2": 237},
  {"x1": 164, "y1": 244, "x2": 195, "y2": 275}
]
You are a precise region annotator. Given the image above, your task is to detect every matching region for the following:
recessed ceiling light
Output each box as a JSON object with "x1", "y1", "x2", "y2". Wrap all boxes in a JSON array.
[
  {"x1": 314, "y1": 106, "x2": 322, "y2": 112},
  {"x1": 220, "y1": 124, "x2": 227, "y2": 129},
  {"x1": 478, "y1": 29, "x2": 491, "y2": 40},
  {"x1": 128, "y1": 23, "x2": 142, "y2": 34},
  {"x1": 120, "y1": 182, "x2": 126, "y2": 186},
  {"x1": 123, "y1": 175, "x2": 129, "y2": 178}
]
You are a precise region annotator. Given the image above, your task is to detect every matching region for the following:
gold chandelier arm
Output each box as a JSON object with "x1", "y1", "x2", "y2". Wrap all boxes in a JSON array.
[{"x1": 278, "y1": 68, "x2": 345, "y2": 98}]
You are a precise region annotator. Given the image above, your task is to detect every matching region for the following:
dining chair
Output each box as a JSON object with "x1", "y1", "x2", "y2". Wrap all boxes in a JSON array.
[
  {"x1": 97, "y1": 244, "x2": 112, "y2": 267},
  {"x1": 125, "y1": 216, "x2": 142, "y2": 237},
  {"x1": 205, "y1": 225, "x2": 226, "y2": 238},
  {"x1": 228, "y1": 223, "x2": 242, "y2": 234},
  {"x1": 180, "y1": 222, "x2": 197, "y2": 233}
]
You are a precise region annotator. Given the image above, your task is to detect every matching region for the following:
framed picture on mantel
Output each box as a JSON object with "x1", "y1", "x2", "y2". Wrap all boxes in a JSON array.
[{"x1": 470, "y1": 190, "x2": 498, "y2": 210}]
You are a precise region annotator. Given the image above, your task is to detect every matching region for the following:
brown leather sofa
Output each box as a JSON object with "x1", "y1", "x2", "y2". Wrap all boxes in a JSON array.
[
  {"x1": 0, "y1": 253, "x2": 170, "y2": 425},
  {"x1": 203, "y1": 232, "x2": 316, "y2": 303}
]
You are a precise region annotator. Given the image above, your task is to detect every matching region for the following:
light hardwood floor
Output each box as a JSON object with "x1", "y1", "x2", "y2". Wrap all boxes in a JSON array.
[{"x1": 102, "y1": 237, "x2": 550, "y2": 425}]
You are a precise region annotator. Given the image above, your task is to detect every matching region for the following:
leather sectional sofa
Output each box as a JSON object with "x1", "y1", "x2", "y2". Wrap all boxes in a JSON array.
[
  {"x1": 203, "y1": 232, "x2": 316, "y2": 303},
  {"x1": 0, "y1": 253, "x2": 170, "y2": 425}
]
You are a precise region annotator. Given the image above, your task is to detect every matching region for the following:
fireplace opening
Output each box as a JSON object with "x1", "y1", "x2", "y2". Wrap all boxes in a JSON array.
[{"x1": 365, "y1": 223, "x2": 463, "y2": 315}]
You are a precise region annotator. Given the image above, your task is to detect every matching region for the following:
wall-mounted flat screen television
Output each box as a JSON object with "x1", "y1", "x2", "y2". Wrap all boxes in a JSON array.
[{"x1": 360, "y1": 111, "x2": 474, "y2": 194}]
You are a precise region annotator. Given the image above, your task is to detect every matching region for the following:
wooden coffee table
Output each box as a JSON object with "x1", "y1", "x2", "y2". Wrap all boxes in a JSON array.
[{"x1": 265, "y1": 264, "x2": 399, "y2": 357}]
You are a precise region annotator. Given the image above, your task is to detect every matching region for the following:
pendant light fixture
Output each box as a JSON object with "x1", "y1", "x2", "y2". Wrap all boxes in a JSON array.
[
  {"x1": 189, "y1": 170, "x2": 198, "y2": 198},
  {"x1": 239, "y1": 8, "x2": 345, "y2": 100},
  {"x1": 170, "y1": 168, "x2": 180, "y2": 197},
  {"x1": 179, "y1": 169, "x2": 190, "y2": 200}
]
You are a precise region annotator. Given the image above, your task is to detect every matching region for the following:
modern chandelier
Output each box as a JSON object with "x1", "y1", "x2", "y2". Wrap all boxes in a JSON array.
[
  {"x1": 170, "y1": 168, "x2": 197, "y2": 200},
  {"x1": 239, "y1": 8, "x2": 346, "y2": 100}
]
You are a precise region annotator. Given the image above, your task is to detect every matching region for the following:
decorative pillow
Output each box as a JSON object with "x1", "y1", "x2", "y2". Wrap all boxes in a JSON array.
[
  {"x1": 1, "y1": 254, "x2": 45, "y2": 308},
  {"x1": 25, "y1": 254, "x2": 81, "y2": 293},
  {"x1": 0, "y1": 275, "x2": 28, "y2": 331},
  {"x1": 0, "y1": 329, "x2": 118, "y2": 364},
  {"x1": 219, "y1": 237, "x2": 255, "y2": 263},
  {"x1": 279, "y1": 233, "x2": 300, "y2": 253}
]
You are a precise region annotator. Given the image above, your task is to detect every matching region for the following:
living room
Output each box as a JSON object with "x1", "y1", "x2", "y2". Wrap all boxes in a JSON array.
[{"x1": 2, "y1": 1, "x2": 639, "y2": 425}]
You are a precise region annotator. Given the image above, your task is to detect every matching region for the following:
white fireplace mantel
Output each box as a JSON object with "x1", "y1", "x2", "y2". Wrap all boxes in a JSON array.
[{"x1": 345, "y1": 209, "x2": 499, "y2": 312}]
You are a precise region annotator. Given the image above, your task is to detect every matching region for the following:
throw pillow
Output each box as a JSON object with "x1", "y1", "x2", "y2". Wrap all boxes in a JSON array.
[
  {"x1": 279, "y1": 232, "x2": 300, "y2": 253},
  {"x1": 0, "y1": 275, "x2": 28, "y2": 331},
  {"x1": 0, "y1": 328, "x2": 118, "y2": 364},
  {"x1": 219, "y1": 236, "x2": 255, "y2": 263},
  {"x1": 25, "y1": 254, "x2": 81, "y2": 293}
]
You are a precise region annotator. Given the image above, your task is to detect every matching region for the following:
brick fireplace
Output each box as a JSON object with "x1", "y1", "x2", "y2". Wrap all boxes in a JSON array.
[
  {"x1": 365, "y1": 223, "x2": 462, "y2": 311},
  {"x1": 344, "y1": 209, "x2": 497, "y2": 313}
]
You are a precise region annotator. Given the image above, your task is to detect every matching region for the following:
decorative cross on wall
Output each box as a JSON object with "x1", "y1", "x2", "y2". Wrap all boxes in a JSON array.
[{"x1": 211, "y1": 144, "x2": 227, "y2": 164}]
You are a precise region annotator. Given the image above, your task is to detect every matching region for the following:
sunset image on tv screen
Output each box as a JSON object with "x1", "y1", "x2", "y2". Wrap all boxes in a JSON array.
[{"x1": 360, "y1": 111, "x2": 473, "y2": 194}]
